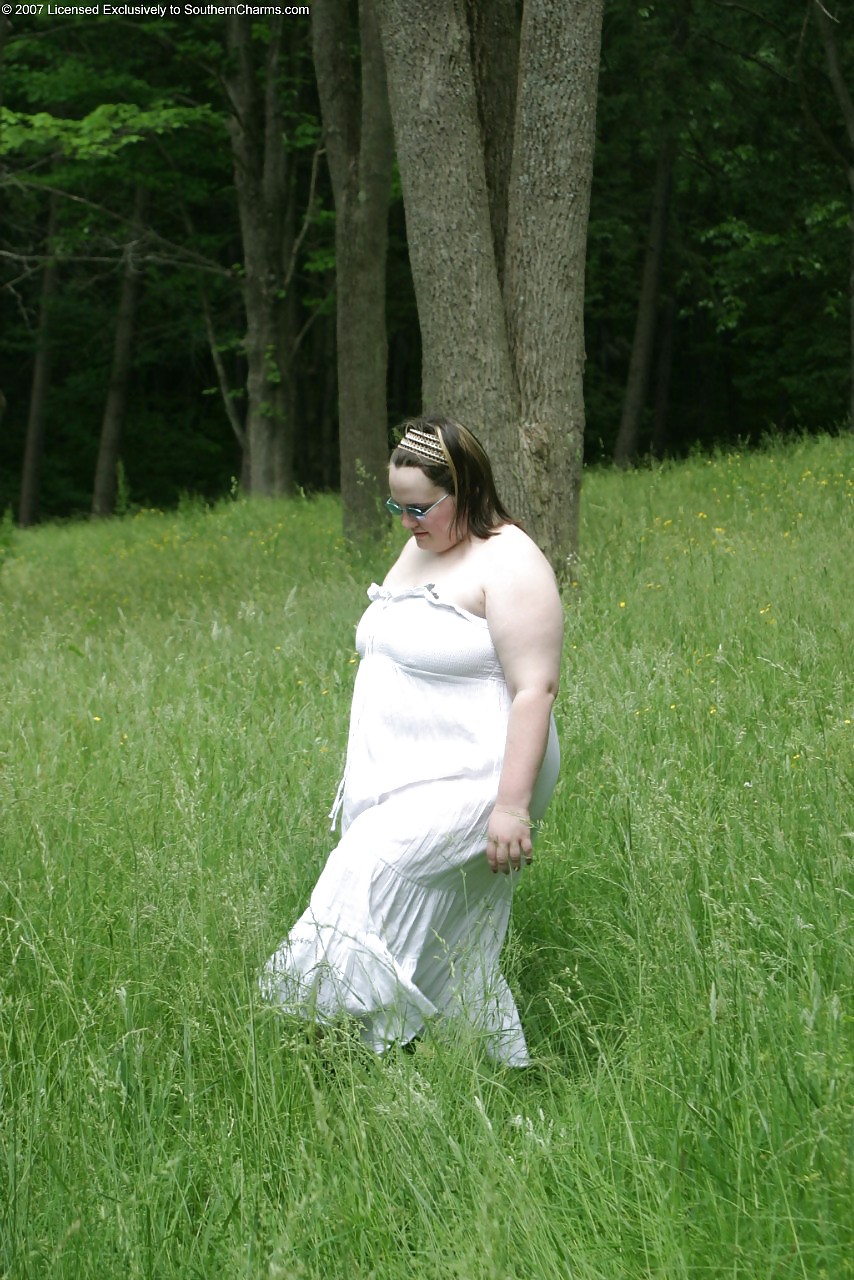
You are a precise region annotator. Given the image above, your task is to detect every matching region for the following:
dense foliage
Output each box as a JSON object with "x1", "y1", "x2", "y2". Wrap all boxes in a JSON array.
[
  {"x1": 0, "y1": 3, "x2": 851, "y2": 518},
  {"x1": 588, "y1": 1, "x2": 853, "y2": 459}
]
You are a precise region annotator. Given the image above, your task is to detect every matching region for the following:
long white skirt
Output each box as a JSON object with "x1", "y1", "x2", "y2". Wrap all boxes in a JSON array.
[{"x1": 260, "y1": 776, "x2": 534, "y2": 1065}]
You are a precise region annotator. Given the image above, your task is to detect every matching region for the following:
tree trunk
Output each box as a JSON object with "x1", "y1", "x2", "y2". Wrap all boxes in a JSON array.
[
  {"x1": 376, "y1": 0, "x2": 520, "y2": 476},
  {"x1": 224, "y1": 16, "x2": 294, "y2": 495},
  {"x1": 613, "y1": 135, "x2": 676, "y2": 467},
  {"x1": 503, "y1": 0, "x2": 603, "y2": 570},
  {"x1": 377, "y1": 0, "x2": 603, "y2": 575},
  {"x1": 466, "y1": 0, "x2": 519, "y2": 290},
  {"x1": 312, "y1": 0, "x2": 394, "y2": 542},
  {"x1": 92, "y1": 187, "x2": 146, "y2": 518},
  {"x1": 18, "y1": 195, "x2": 59, "y2": 528}
]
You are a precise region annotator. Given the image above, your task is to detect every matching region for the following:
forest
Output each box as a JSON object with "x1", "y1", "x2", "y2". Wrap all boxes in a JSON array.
[{"x1": 0, "y1": 1, "x2": 852, "y2": 534}]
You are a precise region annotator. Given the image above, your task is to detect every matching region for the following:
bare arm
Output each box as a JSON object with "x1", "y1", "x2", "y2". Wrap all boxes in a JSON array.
[{"x1": 484, "y1": 530, "x2": 563, "y2": 873}]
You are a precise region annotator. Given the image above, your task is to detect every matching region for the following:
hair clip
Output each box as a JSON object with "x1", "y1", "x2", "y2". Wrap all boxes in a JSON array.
[{"x1": 399, "y1": 427, "x2": 445, "y2": 465}]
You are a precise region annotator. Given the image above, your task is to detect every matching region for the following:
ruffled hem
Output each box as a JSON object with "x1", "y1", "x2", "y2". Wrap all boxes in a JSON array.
[
  {"x1": 260, "y1": 916, "x2": 435, "y2": 1052},
  {"x1": 259, "y1": 913, "x2": 530, "y2": 1066}
]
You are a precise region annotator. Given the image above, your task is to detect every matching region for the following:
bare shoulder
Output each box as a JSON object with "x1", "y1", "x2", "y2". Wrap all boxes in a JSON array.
[
  {"x1": 483, "y1": 523, "x2": 564, "y2": 682},
  {"x1": 481, "y1": 523, "x2": 558, "y2": 588}
]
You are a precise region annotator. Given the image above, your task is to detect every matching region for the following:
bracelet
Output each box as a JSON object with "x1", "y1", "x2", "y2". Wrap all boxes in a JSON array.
[{"x1": 492, "y1": 805, "x2": 530, "y2": 823}]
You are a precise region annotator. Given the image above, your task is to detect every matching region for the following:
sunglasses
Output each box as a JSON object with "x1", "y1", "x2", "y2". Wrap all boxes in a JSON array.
[{"x1": 385, "y1": 493, "x2": 451, "y2": 522}]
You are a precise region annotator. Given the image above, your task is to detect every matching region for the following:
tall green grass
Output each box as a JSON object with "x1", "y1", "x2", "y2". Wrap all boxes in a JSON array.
[{"x1": 1, "y1": 435, "x2": 851, "y2": 1278}]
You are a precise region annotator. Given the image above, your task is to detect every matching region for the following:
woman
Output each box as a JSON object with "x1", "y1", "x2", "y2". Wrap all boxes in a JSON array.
[{"x1": 260, "y1": 415, "x2": 563, "y2": 1065}]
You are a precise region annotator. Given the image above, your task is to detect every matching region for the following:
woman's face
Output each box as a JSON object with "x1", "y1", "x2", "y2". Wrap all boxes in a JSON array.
[{"x1": 388, "y1": 464, "x2": 459, "y2": 554}]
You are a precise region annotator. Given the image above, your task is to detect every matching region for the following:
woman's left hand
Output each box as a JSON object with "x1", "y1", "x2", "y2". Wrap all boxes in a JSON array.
[{"x1": 486, "y1": 805, "x2": 533, "y2": 874}]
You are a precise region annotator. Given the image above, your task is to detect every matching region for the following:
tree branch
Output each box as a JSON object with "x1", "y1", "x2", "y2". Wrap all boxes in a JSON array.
[
  {"x1": 700, "y1": 32, "x2": 796, "y2": 84},
  {"x1": 707, "y1": 1, "x2": 789, "y2": 41},
  {"x1": 200, "y1": 287, "x2": 246, "y2": 451},
  {"x1": 290, "y1": 290, "x2": 333, "y2": 364},
  {"x1": 0, "y1": 177, "x2": 234, "y2": 277},
  {"x1": 0, "y1": 246, "x2": 231, "y2": 278},
  {"x1": 283, "y1": 143, "x2": 323, "y2": 294}
]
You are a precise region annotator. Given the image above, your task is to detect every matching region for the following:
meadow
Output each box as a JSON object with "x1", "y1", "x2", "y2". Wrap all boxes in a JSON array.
[{"x1": 0, "y1": 434, "x2": 851, "y2": 1279}]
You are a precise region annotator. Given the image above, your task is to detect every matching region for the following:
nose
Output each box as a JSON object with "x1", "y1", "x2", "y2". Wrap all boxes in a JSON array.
[{"x1": 400, "y1": 510, "x2": 420, "y2": 530}]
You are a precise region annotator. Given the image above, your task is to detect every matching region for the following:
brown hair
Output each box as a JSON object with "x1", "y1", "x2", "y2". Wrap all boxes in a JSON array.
[{"x1": 390, "y1": 414, "x2": 518, "y2": 540}]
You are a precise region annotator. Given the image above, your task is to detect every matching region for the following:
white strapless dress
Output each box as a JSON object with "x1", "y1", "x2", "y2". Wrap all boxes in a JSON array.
[{"x1": 260, "y1": 583, "x2": 560, "y2": 1065}]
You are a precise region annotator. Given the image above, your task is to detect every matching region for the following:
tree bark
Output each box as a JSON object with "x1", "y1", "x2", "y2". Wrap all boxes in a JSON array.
[
  {"x1": 503, "y1": 0, "x2": 603, "y2": 569},
  {"x1": 92, "y1": 187, "x2": 146, "y2": 518},
  {"x1": 612, "y1": 135, "x2": 676, "y2": 467},
  {"x1": 466, "y1": 0, "x2": 519, "y2": 289},
  {"x1": 377, "y1": 0, "x2": 603, "y2": 574},
  {"x1": 376, "y1": 0, "x2": 520, "y2": 474},
  {"x1": 224, "y1": 16, "x2": 294, "y2": 494},
  {"x1": 18, "y1": 194, "x2": 59, "y2": 528},
  {"x1": 313, "y1": 0, "x2": 394, "y2": 541}
]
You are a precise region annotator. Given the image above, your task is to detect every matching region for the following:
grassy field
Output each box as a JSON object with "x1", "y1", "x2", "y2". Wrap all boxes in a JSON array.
[{"x1": 1, "y1": 434, "x2": 851, "y2": 1279}]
